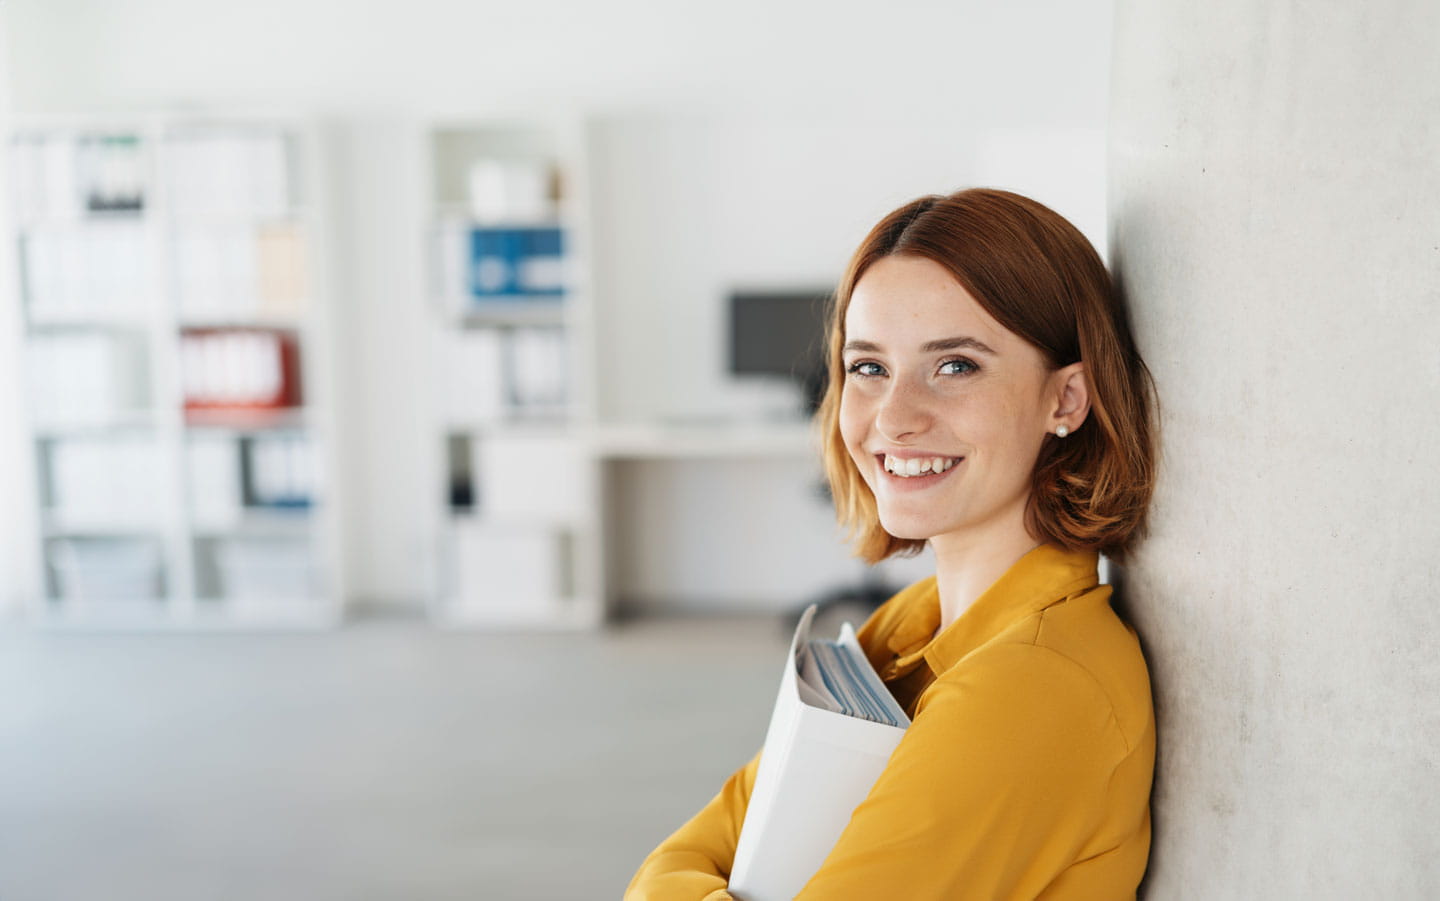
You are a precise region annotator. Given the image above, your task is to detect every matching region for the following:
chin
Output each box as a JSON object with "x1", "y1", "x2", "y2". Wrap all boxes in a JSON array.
[{"x1": 876, "y1": 512, "x2": 944, "y2": 542}]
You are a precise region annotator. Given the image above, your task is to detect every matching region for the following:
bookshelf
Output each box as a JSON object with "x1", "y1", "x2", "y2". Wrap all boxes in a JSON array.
[
  {"x1": 422, "y1": 118, "x2": 604, "y2": 628},
  {"x1": 8, "y1": 113, "x2": 342, "y2": 629}
]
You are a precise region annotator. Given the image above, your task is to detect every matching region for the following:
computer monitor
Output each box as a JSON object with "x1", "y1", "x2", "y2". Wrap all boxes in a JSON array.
[{"x1": 728, "y1": 289, "x2": 832, "y2": 413}]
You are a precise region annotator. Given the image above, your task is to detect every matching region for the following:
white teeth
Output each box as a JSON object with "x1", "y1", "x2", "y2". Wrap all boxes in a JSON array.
[{"x1": 884, "y1": 455, "x2": 960, "y2": 477}]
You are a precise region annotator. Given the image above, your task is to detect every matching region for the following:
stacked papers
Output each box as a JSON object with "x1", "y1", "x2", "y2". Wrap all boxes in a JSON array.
[{"x1": 797, "y1": 636, "x2": 909, "y2": 728}]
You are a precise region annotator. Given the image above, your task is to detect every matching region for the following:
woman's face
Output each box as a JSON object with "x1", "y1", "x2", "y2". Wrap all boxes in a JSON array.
[{"x1": 839, "y1": 254, "x2": 1073, "y2": 550}]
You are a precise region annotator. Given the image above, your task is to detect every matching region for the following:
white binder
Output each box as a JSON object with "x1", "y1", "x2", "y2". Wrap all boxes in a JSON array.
[{"x1": 728, "y1": 605, "x2": 909, "y2": 901}]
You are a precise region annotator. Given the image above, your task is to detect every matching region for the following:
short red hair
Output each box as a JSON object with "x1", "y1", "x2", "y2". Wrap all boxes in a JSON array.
[{"x1": 818, "y1": 189, "x2": 1158, "y2": 563}]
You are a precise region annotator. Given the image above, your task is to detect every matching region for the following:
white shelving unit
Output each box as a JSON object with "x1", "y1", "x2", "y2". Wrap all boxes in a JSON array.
[
  {"x1": 7, "y1": 113, "x2": 342, "y2": 629},
  {"x1": 423, "y1": 118, "x2": 603, "y2": 629},
  {"x1": 419, "y1": 117, "x2": 850, "y2": 629}
]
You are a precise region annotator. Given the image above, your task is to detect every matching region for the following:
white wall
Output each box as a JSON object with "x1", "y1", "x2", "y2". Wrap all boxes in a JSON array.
[
  {"x1": 4, "y1": 1, "x2": 1111, "y2": 122},
  {"x1": 1111, "y1": 1, "x2": 1440, "y2": 895},
  {"x1": 587, "y1": 115, "x2": 1109, "y2": 425},
  {"x1": 1, "y1": 0, "x2": 1115, "y2": 610}
]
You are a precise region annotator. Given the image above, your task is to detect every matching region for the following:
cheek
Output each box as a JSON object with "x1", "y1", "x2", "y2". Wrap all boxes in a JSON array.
[
  {"x1": 838, "y1": 389, "x2": 871, "y2": 464},
  {"x1": 977, "y1": 393, "x2": 1046, "y2": 468}
]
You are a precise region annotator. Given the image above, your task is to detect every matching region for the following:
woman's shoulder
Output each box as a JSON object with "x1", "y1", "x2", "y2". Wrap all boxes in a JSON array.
[{"x1": 950, "y1": 585, "x2": 1154, "y2": 754}]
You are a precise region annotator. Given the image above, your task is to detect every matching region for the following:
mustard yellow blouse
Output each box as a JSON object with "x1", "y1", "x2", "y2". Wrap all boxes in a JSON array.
[{"x1": 626, "y1": 544, "x2": 1155, "y2": 900}]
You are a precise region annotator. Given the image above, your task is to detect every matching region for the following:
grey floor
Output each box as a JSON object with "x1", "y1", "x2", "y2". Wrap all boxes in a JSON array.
[{"x1": 0, "y1": 613, "x2": 794, "y2": 901}]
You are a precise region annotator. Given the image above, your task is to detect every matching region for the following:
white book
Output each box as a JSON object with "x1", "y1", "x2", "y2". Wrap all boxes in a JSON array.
[
  {"x1": 41, "y1": 136, "x2": 78, "y2": 219},
  {"x1": 729, "y1": 605, "x2": 909, "y2": 901},
  {"x1": 117, "y1": 436, "x2": 166, "y2": 520},
  {"x1": 58, "y1": 230, "x2": 86, "y2": 312},
  {"x1": 234, "y1": 225, "x2": 262, "y2": 312},
  {"x1": 251, "y1": 132, "x2": 290, "y2": 219},
  {"x1": 443, "y1": 328, "x2": 506, "y2": 424},
  {"x1": 211, "y1": 136, "x2": 243, "y2": 217},
  {"x1": 437, "y1": 221, "x2": 469, "y2": 307},
  {"x1": 290, "y1": 435, "x2": 310, "y2": 502},
  {"x1": 175, "y1": 232, "x2": 215, "y2": 317},
  {"x1": 181, "y1": 333, "x2": 207, "y2": 404},
  {"x1": 187, "y1": 434, "x2": 244, "y2": 527},
  {"x1": 13, "y1": 138, "x2": 42, "y2": 221},
  {"x1": 111, "y1": 222, "x2": 151, "y2": 309},
  {"x1": 29, "y1": 230, "x2": 57, "y2": 314},
  {"x1": 201, "y1": 332, "x2": 228, "y2": 403},
  {"x1": 217, "y1": 332, "x2": 244, "y2": 403},
  {"x1": 507, "y1": 327, "x2": 567, "y2": 412},
  {"x1": 249, "y1": 436, "x2": 286, "y2": 506}
]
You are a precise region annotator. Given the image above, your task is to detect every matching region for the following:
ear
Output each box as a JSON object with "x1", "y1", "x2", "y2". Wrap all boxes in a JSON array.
[{"x1": 1050, "y1": 361, "x2": 1091, "y2": 436}]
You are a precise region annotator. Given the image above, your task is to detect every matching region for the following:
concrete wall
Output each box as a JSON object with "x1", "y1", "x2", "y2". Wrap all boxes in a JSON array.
[{"x1": 1110, "y1": 2, "x2": 1440, "y2": 895}]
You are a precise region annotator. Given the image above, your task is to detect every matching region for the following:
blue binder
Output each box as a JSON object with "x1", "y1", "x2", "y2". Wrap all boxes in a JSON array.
[{"x1": 468, "y1": 226, "x2": 565, "y2": 300}]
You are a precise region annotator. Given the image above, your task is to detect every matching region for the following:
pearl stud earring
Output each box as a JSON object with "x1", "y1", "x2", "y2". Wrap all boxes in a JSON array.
[{"x1": 1055, "y1": 425, "x2": 1070, "y2": 438}]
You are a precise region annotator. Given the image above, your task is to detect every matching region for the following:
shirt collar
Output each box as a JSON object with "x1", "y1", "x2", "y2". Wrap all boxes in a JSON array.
[{"x1": 885, "y1": 544, "x2": 1101, "y2": 677}]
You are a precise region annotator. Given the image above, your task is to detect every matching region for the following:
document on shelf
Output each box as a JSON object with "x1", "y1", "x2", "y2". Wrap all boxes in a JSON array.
[{"x1": 728, "y1": 605, "x2": 910, "y2": 901}]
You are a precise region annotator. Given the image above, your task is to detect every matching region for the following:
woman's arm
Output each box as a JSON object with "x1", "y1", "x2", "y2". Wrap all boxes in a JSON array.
[
  {"x1": 793, "y1": 643, "x2": 1134, "y2": 901},
  {"x1": 624, "y1": 750, "x2": 762, "y2": 901}
]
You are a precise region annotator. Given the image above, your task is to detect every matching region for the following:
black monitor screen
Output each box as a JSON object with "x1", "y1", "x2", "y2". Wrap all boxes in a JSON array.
[
  {"x1": 729, "y1": 290, "x2": 831, "y2": 377},
  {"x1": 729, "y1": 289, "x2": 832, "y2": 411}
]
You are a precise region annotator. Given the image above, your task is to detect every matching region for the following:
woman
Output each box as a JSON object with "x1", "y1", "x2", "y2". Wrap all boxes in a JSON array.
[{"x1": 627, "y1": 188, "x2": 1158, "y2": 900}]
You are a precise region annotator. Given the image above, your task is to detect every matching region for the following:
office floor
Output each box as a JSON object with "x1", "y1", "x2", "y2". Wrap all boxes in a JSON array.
[{"x1": 0, "y1": 613, "x2": 794, "y2": 901}]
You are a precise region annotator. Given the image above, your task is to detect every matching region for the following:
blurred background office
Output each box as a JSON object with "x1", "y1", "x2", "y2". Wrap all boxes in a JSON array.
[{"x1": 0, "y1": 1, "x2": 1100, "y2": 898}]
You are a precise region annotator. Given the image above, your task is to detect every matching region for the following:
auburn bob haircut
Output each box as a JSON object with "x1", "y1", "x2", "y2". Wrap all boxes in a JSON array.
[{"x1": 818, "y1": 188, "x2": 1158, "y2": 564}]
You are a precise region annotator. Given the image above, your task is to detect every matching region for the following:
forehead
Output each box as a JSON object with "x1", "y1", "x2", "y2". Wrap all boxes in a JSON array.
[{"x1": 845, "y1": 255, "x2": 1012, "y2": 349}]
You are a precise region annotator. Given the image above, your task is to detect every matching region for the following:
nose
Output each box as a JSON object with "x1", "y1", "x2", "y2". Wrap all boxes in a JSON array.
[{"x1": 874, "y1": 376, "x2": 934, "y2": 444}]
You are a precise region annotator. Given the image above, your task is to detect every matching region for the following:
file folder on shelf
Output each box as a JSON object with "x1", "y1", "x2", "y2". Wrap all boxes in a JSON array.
[{"x1": 728, "y1": 605, "x2": 910, "y2": 901}]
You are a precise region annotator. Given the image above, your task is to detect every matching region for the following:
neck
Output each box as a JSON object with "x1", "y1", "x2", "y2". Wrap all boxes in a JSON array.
[{"x1": 929, "y1": 514, "x2": 1043, "y2": 632}]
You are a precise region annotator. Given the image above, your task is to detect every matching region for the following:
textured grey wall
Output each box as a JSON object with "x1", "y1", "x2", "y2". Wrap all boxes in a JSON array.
[{"x1": 1110, "y1": 2, "x2": 1440, "y2": 897}]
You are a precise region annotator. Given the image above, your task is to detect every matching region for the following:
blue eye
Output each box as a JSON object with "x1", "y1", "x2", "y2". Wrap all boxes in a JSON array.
[
  {"x1": 846, "y1": 361, "x2": 886, "y2": 378},
  {"x1": 939, "y1": 358, "x2": 978, "y2": 376}
]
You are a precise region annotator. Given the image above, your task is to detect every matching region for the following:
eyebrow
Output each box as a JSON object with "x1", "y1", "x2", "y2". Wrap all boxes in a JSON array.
[{"x1": 843, "y1": 336, "x2": 998, "y2": 356}]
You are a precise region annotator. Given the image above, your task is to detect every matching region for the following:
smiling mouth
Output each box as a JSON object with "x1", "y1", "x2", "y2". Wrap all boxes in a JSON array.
[{"x1": 879, "y1": 454, "x2": 964, "y2": 478}]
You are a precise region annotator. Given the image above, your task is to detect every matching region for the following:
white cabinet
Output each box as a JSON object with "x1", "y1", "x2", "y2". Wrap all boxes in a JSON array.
[
  {"x1": 422, "y1": 119, "x2": 602, "y2": 628},
  {"x1": 8, "y1": 114, "x2": 341, "y2": 628}
]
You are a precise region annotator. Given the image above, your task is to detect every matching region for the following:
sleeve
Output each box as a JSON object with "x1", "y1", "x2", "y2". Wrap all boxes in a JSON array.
[
  {"x1": 624, "y1": 750, "x2": 761, "y2": 901},
  {"x1": 793, "y1": 644, "x2": 1126, "y2": 901}
]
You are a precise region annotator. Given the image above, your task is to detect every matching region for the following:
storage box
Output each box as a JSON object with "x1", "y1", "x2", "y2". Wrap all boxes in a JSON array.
[
  {"x1": 187, "y1": 434, "x2": 245, "y2": 527},
  {"x1": 466, "y1": 159, "x2": 554, "y2": 224},
  {"x1": 440, "y1": 327, "x2": 507, "y2": 424},
  {"x1": 27, "y1": 330, "x2": 149, "y2": 422},
  {"x1": 50, "y1": 537, "x2": 163, "y2": 602},
  {"x1": 450, "y1": 518, "x2": 566, "y2": 622},
  {"x1": 476, "y1": 433, "x2": 585, "y2": 523},
  {"x1": 217, "y1": 538, "x2": 314, "y2": 601},
  {"x1": 48, "y1": 435, "x2": 168, "y2": 525}
]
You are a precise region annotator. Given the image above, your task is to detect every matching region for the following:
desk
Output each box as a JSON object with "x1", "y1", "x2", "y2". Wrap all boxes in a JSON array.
[
  {"x1": 590, "y1": 420, "x2": 818, "y2": 460},
  {"x1": 436, "y1": 419, "x2": 927, "y2": 627},
  {"x1": 591, "y1": 420, "x2": 858, "y2": 617}
]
